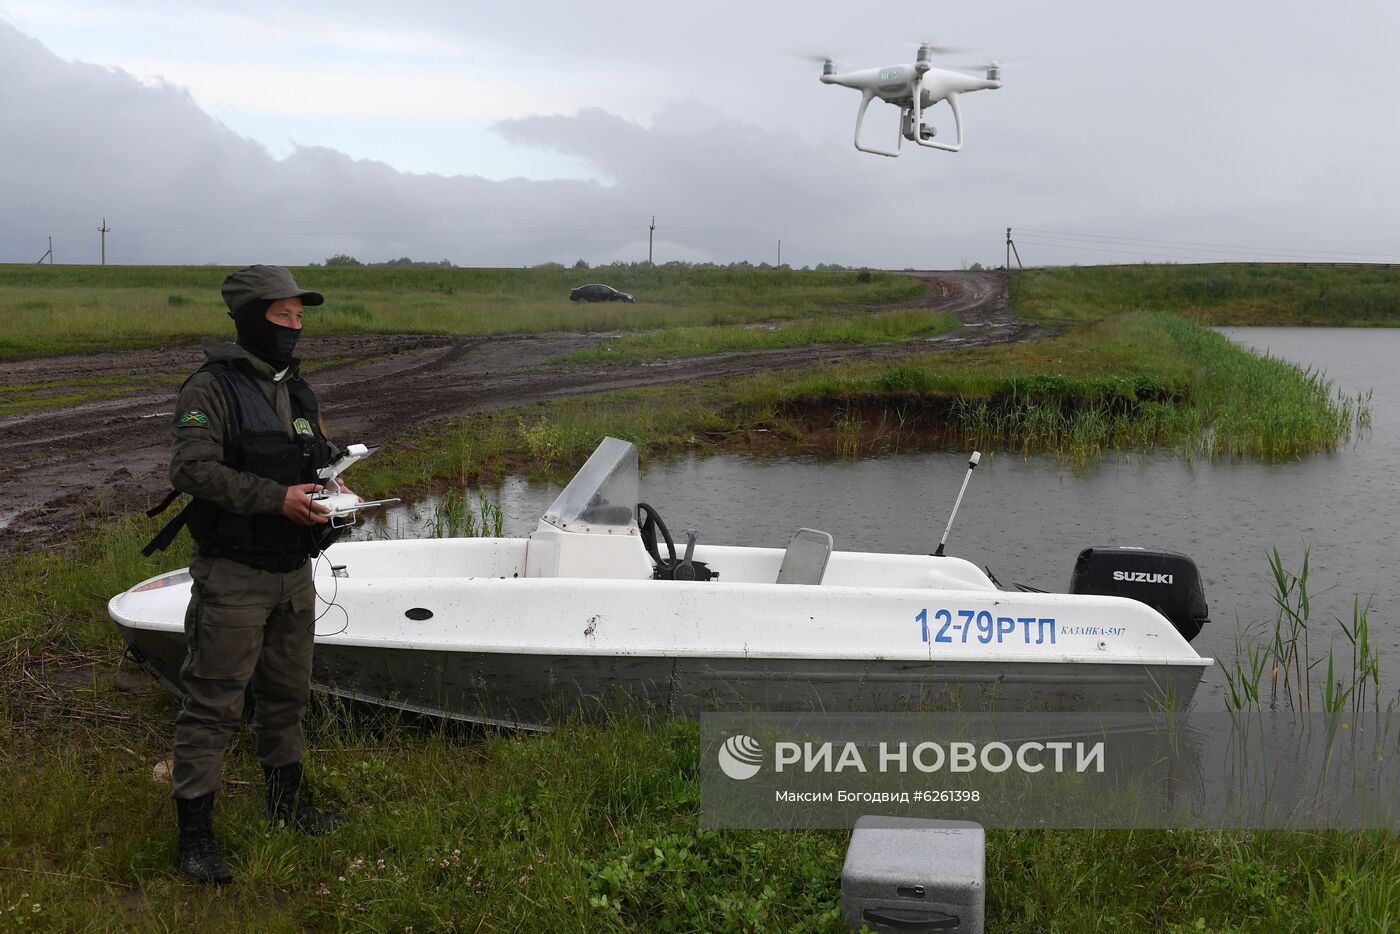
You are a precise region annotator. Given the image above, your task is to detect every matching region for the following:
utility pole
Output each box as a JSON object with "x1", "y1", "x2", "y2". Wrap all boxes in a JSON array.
[
  {"x1": 35, "y1": 236, "x2": 54, "y2": 265},
  {"x1": 98, "y1": 217, "x2": 110, "y2": 265},
  {"x1": 1005, "y1": 227, "x2": 1022, "y2": 270},
  {"x1": 777, "y1": 239, "x2": 782, "y2": 267},
  {"x1": 648, "y1": 216, "x2": 655, "y2": 265}
]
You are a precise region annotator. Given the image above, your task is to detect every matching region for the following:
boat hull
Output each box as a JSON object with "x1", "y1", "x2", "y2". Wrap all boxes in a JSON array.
[
  {"x1": 111, "y1": 529, "x2": 1212, "y2": 729},
  {"x1": 115, "y1": 620, "x2": 1205, "y2": 730}
]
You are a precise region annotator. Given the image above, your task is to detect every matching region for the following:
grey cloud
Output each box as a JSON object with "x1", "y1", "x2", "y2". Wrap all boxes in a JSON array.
[
  {"x1": 1, "y1": 19, "x2": 1000, "y2": 268},
  {"x1": 4, "y1": 12, "x2": 1397, "y2": 270}
]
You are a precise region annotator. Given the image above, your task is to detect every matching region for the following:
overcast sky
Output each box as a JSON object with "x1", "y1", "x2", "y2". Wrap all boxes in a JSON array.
[{"x1": 2, "y1": 1, "x2": 1399, "y2": 269}]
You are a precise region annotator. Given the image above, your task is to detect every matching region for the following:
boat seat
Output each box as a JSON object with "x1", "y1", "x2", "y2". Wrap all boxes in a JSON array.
[{"x1": 776, "y1": 528, "x2": 833, "y2": 585}]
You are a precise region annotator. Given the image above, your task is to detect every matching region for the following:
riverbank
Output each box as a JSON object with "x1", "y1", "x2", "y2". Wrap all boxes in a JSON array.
[{"x1": 347, "y1": 310, "x2": 1369, "y2": 506}]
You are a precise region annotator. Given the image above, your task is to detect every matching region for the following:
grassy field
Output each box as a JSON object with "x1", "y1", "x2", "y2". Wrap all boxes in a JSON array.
[
  {"x1": 0, "y1": 264, "x2": 926, "y2": 360},
  {"x1": 4, "y1": 261, "x2": 1398, "y2": 362},
  {"x1": 553, "y1": 307, "x2": 959, "y2": 364},
  {"x1": 2, "y1": 262, "x2": 1396, "y2": 929},
  {"x1": 0, "y1": 264, "x2": 1384, "y2": 454},
  {"x1": 1012, "y1": 263, "x2": 1400, "y2": 326}
]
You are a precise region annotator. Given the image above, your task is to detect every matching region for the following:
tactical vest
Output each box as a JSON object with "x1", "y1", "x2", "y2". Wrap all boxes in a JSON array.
[{"x1": 144, "y1": 361, "x2": 334, "y2": 571}]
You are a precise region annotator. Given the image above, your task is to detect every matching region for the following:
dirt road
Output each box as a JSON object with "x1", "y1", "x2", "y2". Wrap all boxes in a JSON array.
[{"x1": 0, "y1": 271, "x2": 1050, "y2": 548}]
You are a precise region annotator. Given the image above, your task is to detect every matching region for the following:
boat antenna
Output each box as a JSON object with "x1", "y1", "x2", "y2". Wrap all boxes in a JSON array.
[{"x1": 934, "y1": 451, "x2": 981, "y2": 557}]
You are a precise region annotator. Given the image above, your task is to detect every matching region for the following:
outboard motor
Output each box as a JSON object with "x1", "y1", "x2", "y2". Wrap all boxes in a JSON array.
[{"x1": 1069, "y1": 546, "x2": 1209, "y2": 642}]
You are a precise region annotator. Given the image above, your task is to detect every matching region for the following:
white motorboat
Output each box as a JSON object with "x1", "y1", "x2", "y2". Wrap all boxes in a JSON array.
[{"x1": 110, "y1": 437, "x2": 1214, "y2": 729}]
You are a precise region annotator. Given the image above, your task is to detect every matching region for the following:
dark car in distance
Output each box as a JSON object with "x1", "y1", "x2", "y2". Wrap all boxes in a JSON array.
[{"x1": 569, "y1": 283, "x2": 635, "y2": 303}]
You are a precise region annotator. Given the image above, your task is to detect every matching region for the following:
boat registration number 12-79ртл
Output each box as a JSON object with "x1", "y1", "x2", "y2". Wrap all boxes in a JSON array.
[{"x1": 917, "y1": 608, "x2": 1061, "y2": 646}]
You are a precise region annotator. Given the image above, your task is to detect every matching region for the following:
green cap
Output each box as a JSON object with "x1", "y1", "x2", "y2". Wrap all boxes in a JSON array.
[{"x1": 221, "y1": 265, "x2": 325, "y2": 317}]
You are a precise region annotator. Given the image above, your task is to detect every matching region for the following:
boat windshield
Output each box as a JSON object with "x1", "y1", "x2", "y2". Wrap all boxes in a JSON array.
[{"x1": 542, "y1": 436, "x2": 640, "y2": 533}]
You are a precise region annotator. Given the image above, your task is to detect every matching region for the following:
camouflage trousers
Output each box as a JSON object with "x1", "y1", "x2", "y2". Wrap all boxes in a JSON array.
[{"x1": 172, "y1": 548, "x2": 317, "y2": 799}]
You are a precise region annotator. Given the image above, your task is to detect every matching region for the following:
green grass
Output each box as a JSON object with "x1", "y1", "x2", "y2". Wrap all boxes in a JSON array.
[
  {"x1": 554, "y1": 308, "x2": 959, "y2": 364},
  {"x1": 914, "y1": 313, "x2": 1371, "y2": 462},
  {"x1": 2, "y1": 671, "x2": 1397, "y2": 930},
  {"x1": 1014, "y1": 263, "x2": 1400, "y2": 326},
  {"x1": 5, "y1": 262, "x2": 1399, "y2": 361},
  {"x1": 0, "y1": 373, "x2": 183, "y2": 416},
  {"x1": 0, "y1": 264, "x2": 927, "y2": 360}
]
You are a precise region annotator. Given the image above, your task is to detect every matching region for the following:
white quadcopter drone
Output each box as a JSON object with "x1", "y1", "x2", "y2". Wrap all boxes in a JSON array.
[{"x1": 818, "y1": 44, "x2": 1003, "y2": 156}]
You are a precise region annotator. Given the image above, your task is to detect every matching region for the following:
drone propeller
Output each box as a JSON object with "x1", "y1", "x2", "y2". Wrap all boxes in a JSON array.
[
  {"x1": 914, "y1": 42, "x2": 969, "y2": 56},
  {"x1": 954, "y1": 59, "x2": 1030, "y2": 71},
  {"x1": 792, "y1": 49, "x2": 844, "y2": 66}
]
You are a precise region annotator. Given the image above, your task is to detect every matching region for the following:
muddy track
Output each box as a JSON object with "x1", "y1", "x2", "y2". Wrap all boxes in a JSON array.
[{"x1": 0, "y1": 271, "x2": 1054, "y2": 549}]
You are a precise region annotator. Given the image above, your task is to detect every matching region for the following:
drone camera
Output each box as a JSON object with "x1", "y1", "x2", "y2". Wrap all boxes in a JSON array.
[
  {"x1": 901, "y1": 110, "x2": 938, "y2": 143},
  {"x1": 987, "y1": 63, "x2": 1001, "y2": 82}
]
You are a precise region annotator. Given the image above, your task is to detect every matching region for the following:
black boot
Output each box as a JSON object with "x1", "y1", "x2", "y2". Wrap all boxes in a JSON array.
[
  {"x1": 176, "y1": 793, "x2": 234, "y2": 885},
  {"x1": 264, "y1": 762, "x2": 344, "y2": 835}
]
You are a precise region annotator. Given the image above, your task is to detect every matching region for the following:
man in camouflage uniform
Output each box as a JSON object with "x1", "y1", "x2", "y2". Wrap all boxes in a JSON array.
[{"x1": 156, "y1": 265, "x2": 349, "y2": 884}]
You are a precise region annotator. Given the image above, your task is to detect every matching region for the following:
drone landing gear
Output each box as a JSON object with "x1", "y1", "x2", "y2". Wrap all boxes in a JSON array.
[
  {"x1": 853, "y1": 90, "x2": 965, "y2": 157},
  {"x1": 853, "y1": 92, "x2": 903, "y2": 158},
  {"x1": 911, "y1": 92, "x2": 964, "y2": 153}
]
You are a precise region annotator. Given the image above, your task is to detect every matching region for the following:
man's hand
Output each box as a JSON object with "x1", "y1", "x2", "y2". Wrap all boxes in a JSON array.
[{"x1": 282, "y1": 483, "x2": 331, "y2": 525}]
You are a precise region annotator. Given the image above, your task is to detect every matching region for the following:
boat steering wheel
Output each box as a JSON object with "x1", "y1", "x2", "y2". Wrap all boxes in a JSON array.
[{"x1": 636, "y1": 502, "x2": 677, "y2": 569}]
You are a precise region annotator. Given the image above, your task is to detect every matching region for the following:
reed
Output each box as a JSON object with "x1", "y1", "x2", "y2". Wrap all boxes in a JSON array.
[
  {"x1": 425, "y1": 490, "x2": 504, "y2": 539},
  {"x1": 831, "y1": 411, "x2": 864, "y2": 459},
  {"x1": 1223, "y1": 548, "x2": 1393, "y2": 715}
]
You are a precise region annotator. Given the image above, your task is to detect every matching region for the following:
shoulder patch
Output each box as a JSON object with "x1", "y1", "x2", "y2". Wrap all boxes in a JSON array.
[
  {"x1": 293, "y1": 417, "x2": 313, "y2": 436},
  {"x1": 178, "y1": 410, "x2": 210, "y2": 428}
]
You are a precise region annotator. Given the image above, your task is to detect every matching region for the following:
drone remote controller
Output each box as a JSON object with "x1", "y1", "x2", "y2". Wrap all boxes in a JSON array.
[{"x1": 311, "y1": 443, "x2": 400, "y2": 527}]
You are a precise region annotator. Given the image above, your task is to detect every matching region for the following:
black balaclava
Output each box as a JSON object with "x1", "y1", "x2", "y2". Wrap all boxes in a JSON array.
[{"x1": 233, "y1": 299, "x2": 300, "y2": 371}]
